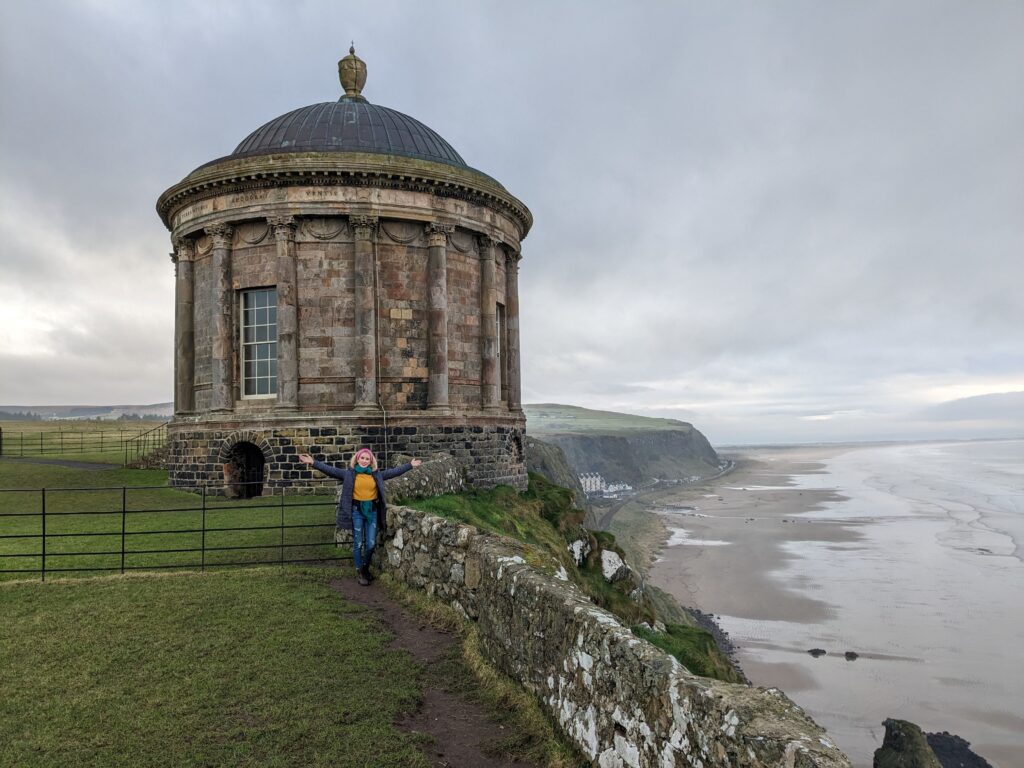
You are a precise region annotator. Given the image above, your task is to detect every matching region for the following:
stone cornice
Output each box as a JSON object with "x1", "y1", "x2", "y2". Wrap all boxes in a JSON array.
[{"x1": 156, "y1": 151, "x2": 533, "y2": 241}]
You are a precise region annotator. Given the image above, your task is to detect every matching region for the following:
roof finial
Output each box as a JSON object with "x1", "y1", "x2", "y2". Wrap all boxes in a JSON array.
[{"x1": 338, "y1": 44, "x2": 367, "y2": 100}]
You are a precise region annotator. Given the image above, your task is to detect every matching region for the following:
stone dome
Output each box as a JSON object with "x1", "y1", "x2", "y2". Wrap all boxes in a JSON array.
[{"x1": 231, "y1": 98, "x2": 467, "y2": 168}]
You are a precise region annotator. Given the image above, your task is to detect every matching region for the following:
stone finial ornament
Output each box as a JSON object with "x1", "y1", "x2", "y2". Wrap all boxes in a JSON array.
[{"x1": 338, "y1": 45, "x2": 367, "y2": 99}]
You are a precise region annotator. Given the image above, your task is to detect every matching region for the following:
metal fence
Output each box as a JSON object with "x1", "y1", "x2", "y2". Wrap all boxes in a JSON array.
[
  {"x1": 0, "y1": 482, "x2": 347, "y2": 581},
  {"x1": 0, "y1": 423, "x2": 169, "y2": 466}
]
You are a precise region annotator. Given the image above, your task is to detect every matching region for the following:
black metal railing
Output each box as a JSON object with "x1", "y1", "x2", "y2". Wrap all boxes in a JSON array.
[
  {"x1": 123, "y1": 422, "x2": 169, "y2": 465},
  {"x1": 0, "y1": 482, "x2": 347, "y2": 581}
]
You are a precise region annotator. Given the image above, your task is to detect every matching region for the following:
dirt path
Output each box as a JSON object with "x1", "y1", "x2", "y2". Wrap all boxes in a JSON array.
[{"x1": 329, "y1": 576, "x2": 537, "y2": 768}]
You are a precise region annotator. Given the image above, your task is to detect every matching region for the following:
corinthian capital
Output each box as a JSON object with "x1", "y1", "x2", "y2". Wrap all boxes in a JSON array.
[
  {"x1": 268, "y1": 215, "x2": 297, "y2": 242},
  {"x1": 425, "y1": 222, "x2": 455, "y2": 248},
  {"x1": 349, "y1": 215, "x2": 378, "y2": 240},
  {"x1": 204, "y1": 224, "x2": 234, "y2": 250},
  {"x1": 477, "y1": 235, "x2": 497, "y2": 259},
  {"x1": 172, "y1": 236, "x2": 196, "y2": 263}
]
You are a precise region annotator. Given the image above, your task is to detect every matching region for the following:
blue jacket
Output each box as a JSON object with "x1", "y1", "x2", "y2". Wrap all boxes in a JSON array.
[{"x1": 311, "y1": 460, "x2": 413, "y2": 532}]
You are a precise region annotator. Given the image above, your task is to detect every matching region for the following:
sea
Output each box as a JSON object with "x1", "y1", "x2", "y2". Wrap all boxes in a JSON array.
[{"x1": 715, "y1": 440, "x2": 1024, "y2": 767}]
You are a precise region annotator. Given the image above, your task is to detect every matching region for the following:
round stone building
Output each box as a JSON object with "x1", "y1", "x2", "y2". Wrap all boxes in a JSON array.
[{"x1": 157, "y1": 48, "x2": 531, "y2": 495}]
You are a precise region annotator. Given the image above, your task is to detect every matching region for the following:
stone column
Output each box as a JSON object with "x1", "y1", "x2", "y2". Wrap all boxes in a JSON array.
[
  {"x1": 478, "y1": 236, "x2": 500, "y2": 410},
  {"x1": 172, "y1": 237, "x2": 196, "y2": 415},
  {"x1": 505, "y1": 250, "x2": 522, "y2": 411},
  {"x1": 206, "y1": 224, "x2": 234, "y2": 412},
  {"x1": 426, "y1": 223, "x2": 453, "y2": 410},
  {"x1": 270, "y1": 216, "x2": 299, "y2": 410},
  {"x1": 351, "y1": 215, "x2": 379, "y2": 411}
]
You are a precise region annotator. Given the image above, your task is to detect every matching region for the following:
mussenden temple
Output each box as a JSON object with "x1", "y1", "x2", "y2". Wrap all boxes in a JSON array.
[{"x1": 157, "y1": 48, "x2": 532, "y2": 496}]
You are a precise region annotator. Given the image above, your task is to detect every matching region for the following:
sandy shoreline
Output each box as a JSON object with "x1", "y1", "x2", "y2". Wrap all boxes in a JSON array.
[
  {"x1": 649, "y1": 446, "x2": 861, "y2": 624},
  {"x1": 625, "y1": 441, "x2": 1024, "y2": 768}
]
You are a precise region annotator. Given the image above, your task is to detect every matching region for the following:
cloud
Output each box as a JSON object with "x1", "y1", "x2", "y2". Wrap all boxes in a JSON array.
[{"x1": 1, "y1": 1, "x2": 1022, "y2": 443}]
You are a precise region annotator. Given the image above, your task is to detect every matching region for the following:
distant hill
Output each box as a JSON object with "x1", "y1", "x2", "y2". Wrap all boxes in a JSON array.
[
  {"x1": 524, "y1": 403, "x2": 692, "y2": 434},
  {"x1": 524, "y1": 403, "x2": 723, "y2": 485},
  {"x1": 0, "y1": 402, "x2": 174, "y2": 420}
]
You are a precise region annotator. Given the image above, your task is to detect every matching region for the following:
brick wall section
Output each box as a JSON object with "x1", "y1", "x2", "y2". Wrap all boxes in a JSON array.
[
  {"x1": 382, "y1": 506, "x2": 852, "y2": 768},
  {"x1": 167, "y1": 417, "x2": 526, "y2": 493}
]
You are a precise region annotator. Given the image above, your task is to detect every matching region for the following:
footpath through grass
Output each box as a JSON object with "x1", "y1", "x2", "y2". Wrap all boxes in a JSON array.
[{"x1": 0, "y1": 567, "x2": 432, "y2": 768}]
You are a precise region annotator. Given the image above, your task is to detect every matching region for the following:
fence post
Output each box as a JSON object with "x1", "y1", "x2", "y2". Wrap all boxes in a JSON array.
[
  {"x1": 121, "y1": 487, "x2": 127, "y2": 574},
  {"x1": 0, "y1": 426, "x2": 4, "y2": 456},
  {"x1": 40, "y1": 432, "x2": 44, "y2": 455},
  {"x1": 100, "y1": 432, "x2": 104, "y2": 451},
  {"x1": 60, "y1": 431, "x2": 64, "y2": 454},
  {"x1": 41, "y1": 489, "x2": 46, "y2": 582},
  {"x1": 201, "y1": 485, "x2": 207, "y2": 572},
  {"x1": 280, "y1": 488, "x2": 285, "y2": 566}
]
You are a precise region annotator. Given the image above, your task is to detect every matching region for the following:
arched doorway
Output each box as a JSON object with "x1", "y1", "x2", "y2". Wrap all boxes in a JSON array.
[{"x1": 223, "y1": 441, "x2": 265, "y2": 498}]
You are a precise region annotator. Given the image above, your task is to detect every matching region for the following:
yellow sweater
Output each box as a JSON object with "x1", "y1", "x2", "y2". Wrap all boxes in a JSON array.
[{"x1": 353, "y1": 473, "x2": 378, "y2": 501}]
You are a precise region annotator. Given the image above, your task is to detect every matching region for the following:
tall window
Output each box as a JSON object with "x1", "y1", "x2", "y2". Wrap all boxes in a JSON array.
[{"x1": 241, "y1": 288, "x2": 278, "y2": 397}]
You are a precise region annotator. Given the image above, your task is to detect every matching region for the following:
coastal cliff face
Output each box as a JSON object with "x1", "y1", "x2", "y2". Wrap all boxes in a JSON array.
[
  {"x1": 539, "y1": 428, "x2": 722, "y2": 485},
  {"x1": 524, "y1": 435, "x2": 589, "y2": 508}
]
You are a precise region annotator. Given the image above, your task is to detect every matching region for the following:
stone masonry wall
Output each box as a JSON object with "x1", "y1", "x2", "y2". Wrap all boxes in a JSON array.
[
  {"x1": 167, "y1": 418, "x2": 526, "y2": 493},
  {"x1": 383, "y1": 506, "x2": 852, "y2": 768}
]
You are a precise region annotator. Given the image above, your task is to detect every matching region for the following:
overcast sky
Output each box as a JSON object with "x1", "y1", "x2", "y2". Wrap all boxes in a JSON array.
[{"x1": 1, "y1": 0, "x2": 1021, "y2": 444}]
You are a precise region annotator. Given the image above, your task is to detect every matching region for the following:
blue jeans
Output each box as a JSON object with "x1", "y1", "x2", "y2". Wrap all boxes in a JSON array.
[{"x1": 351, "y1": 506, "x2": 378, "y2": 570}]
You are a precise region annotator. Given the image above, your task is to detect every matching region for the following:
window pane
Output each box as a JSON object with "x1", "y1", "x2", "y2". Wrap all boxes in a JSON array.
[
  {"x1": 244, "y1": 327, "x2": 254, "y2": 343},
  {"x1": 256, "y1": 325, "x2": 267, "y2": 342},
  {"x1": 268, "y1": 306, "x2": 277, "y2": 325},
  {"x1": 257, "y1": 361, "x2": 269, "y2": 378},
  {"x1": 257, "y1": 343, "x2": 269, "y2": 360},
  {"x1": 268, "y1": 342, "x2": 277, "y2": 359},
  {"x1": 257, "y1": 378, "x2": 268, "y2": 395},
  {"x1": 268, "y1": 376, "x2": 277, "y2": 394},
  {"x1": 244, "y1": 360, "x2": 255, "y2": 378},
  {"x1": 255, "y1": 308, "x2": 267, "y2": 325},
  {"x1": 269, "y1": 359, "x2": 277, "y2": 377}
]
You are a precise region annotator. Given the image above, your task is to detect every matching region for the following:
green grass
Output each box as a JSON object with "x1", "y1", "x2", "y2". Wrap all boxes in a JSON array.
[
  {"x1": 0, "y1": 419, "x2": 165, "y2": 463},
  {"x1": 633, "y1": 623, "x2": 745, "y2": 683},
  {"x1": 0, "y1": 567, "x2": 432, "y2": 768},
  {"x1": 0, "y1": 461, "x2": 342, "y2": 581},
  {"x1": 524, "y1": 403, "x2": 690, "y2": 434},
  {"x1": 408, "y1": 474, "x2": 745, "y2": 683}
]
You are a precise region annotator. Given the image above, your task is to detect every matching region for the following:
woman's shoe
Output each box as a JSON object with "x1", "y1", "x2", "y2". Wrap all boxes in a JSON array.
[{"x1": 357, "y1": 572, "x2": 370, "y2": 587}]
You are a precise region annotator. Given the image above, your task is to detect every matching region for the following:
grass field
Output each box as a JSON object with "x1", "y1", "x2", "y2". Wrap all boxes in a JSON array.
[
  {"x1": 0, "y1": 567, "x2": 432, "y2": 768},
  {"x1": 0, "y1": 418, "x2": 166, "y2": 463},
  {"x1": 0, "y1": 460, "x2": 343, "y2": 581}
]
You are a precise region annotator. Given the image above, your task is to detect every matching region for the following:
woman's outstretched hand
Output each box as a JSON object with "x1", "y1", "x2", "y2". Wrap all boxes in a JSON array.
[
  {"x1": 411, "y1": 458, "x2": 422, "y2": 467},
  {"x1": 298, "y1": 454, "x2": 314, "y2": 465}
]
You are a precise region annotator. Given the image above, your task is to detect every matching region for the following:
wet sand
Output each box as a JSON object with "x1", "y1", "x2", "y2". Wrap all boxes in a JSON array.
[
  {"x1": 644, "y1": 442, "x2": 1024, "y2": 768},
  {"x1": 649, "y1": 446, "x2": 861, "y2": 626}
]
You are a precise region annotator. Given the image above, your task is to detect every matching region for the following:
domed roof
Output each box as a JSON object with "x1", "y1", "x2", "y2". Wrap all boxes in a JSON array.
[
  {"x1": 231, "y1": 99, "x2": 466, "y2": 167},
  {"x1": 230, "y1": 47, "x2": 466, "y2": 168}
]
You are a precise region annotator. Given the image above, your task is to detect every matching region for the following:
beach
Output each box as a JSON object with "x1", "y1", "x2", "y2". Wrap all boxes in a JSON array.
[{"x1": 629, "y1": 441, "x2": 1024, "y2": 768}]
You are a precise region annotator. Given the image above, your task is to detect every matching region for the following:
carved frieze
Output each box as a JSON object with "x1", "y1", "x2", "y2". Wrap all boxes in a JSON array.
[
  {"x1": 234, "y1": 221, "x2": 270, "y2": 245},
  {"x1": 380, "y1": 220, "x2": 422, "y2": 245},
  {"x1": 301, "y1": 217, "x2": 347, "y2": 241},
  {"x1": 195, "y1": 234, "x2": 213, "y2": 257},
  {"x1": 449, "y1": 229, "x2": 475, "y2": 253}
]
